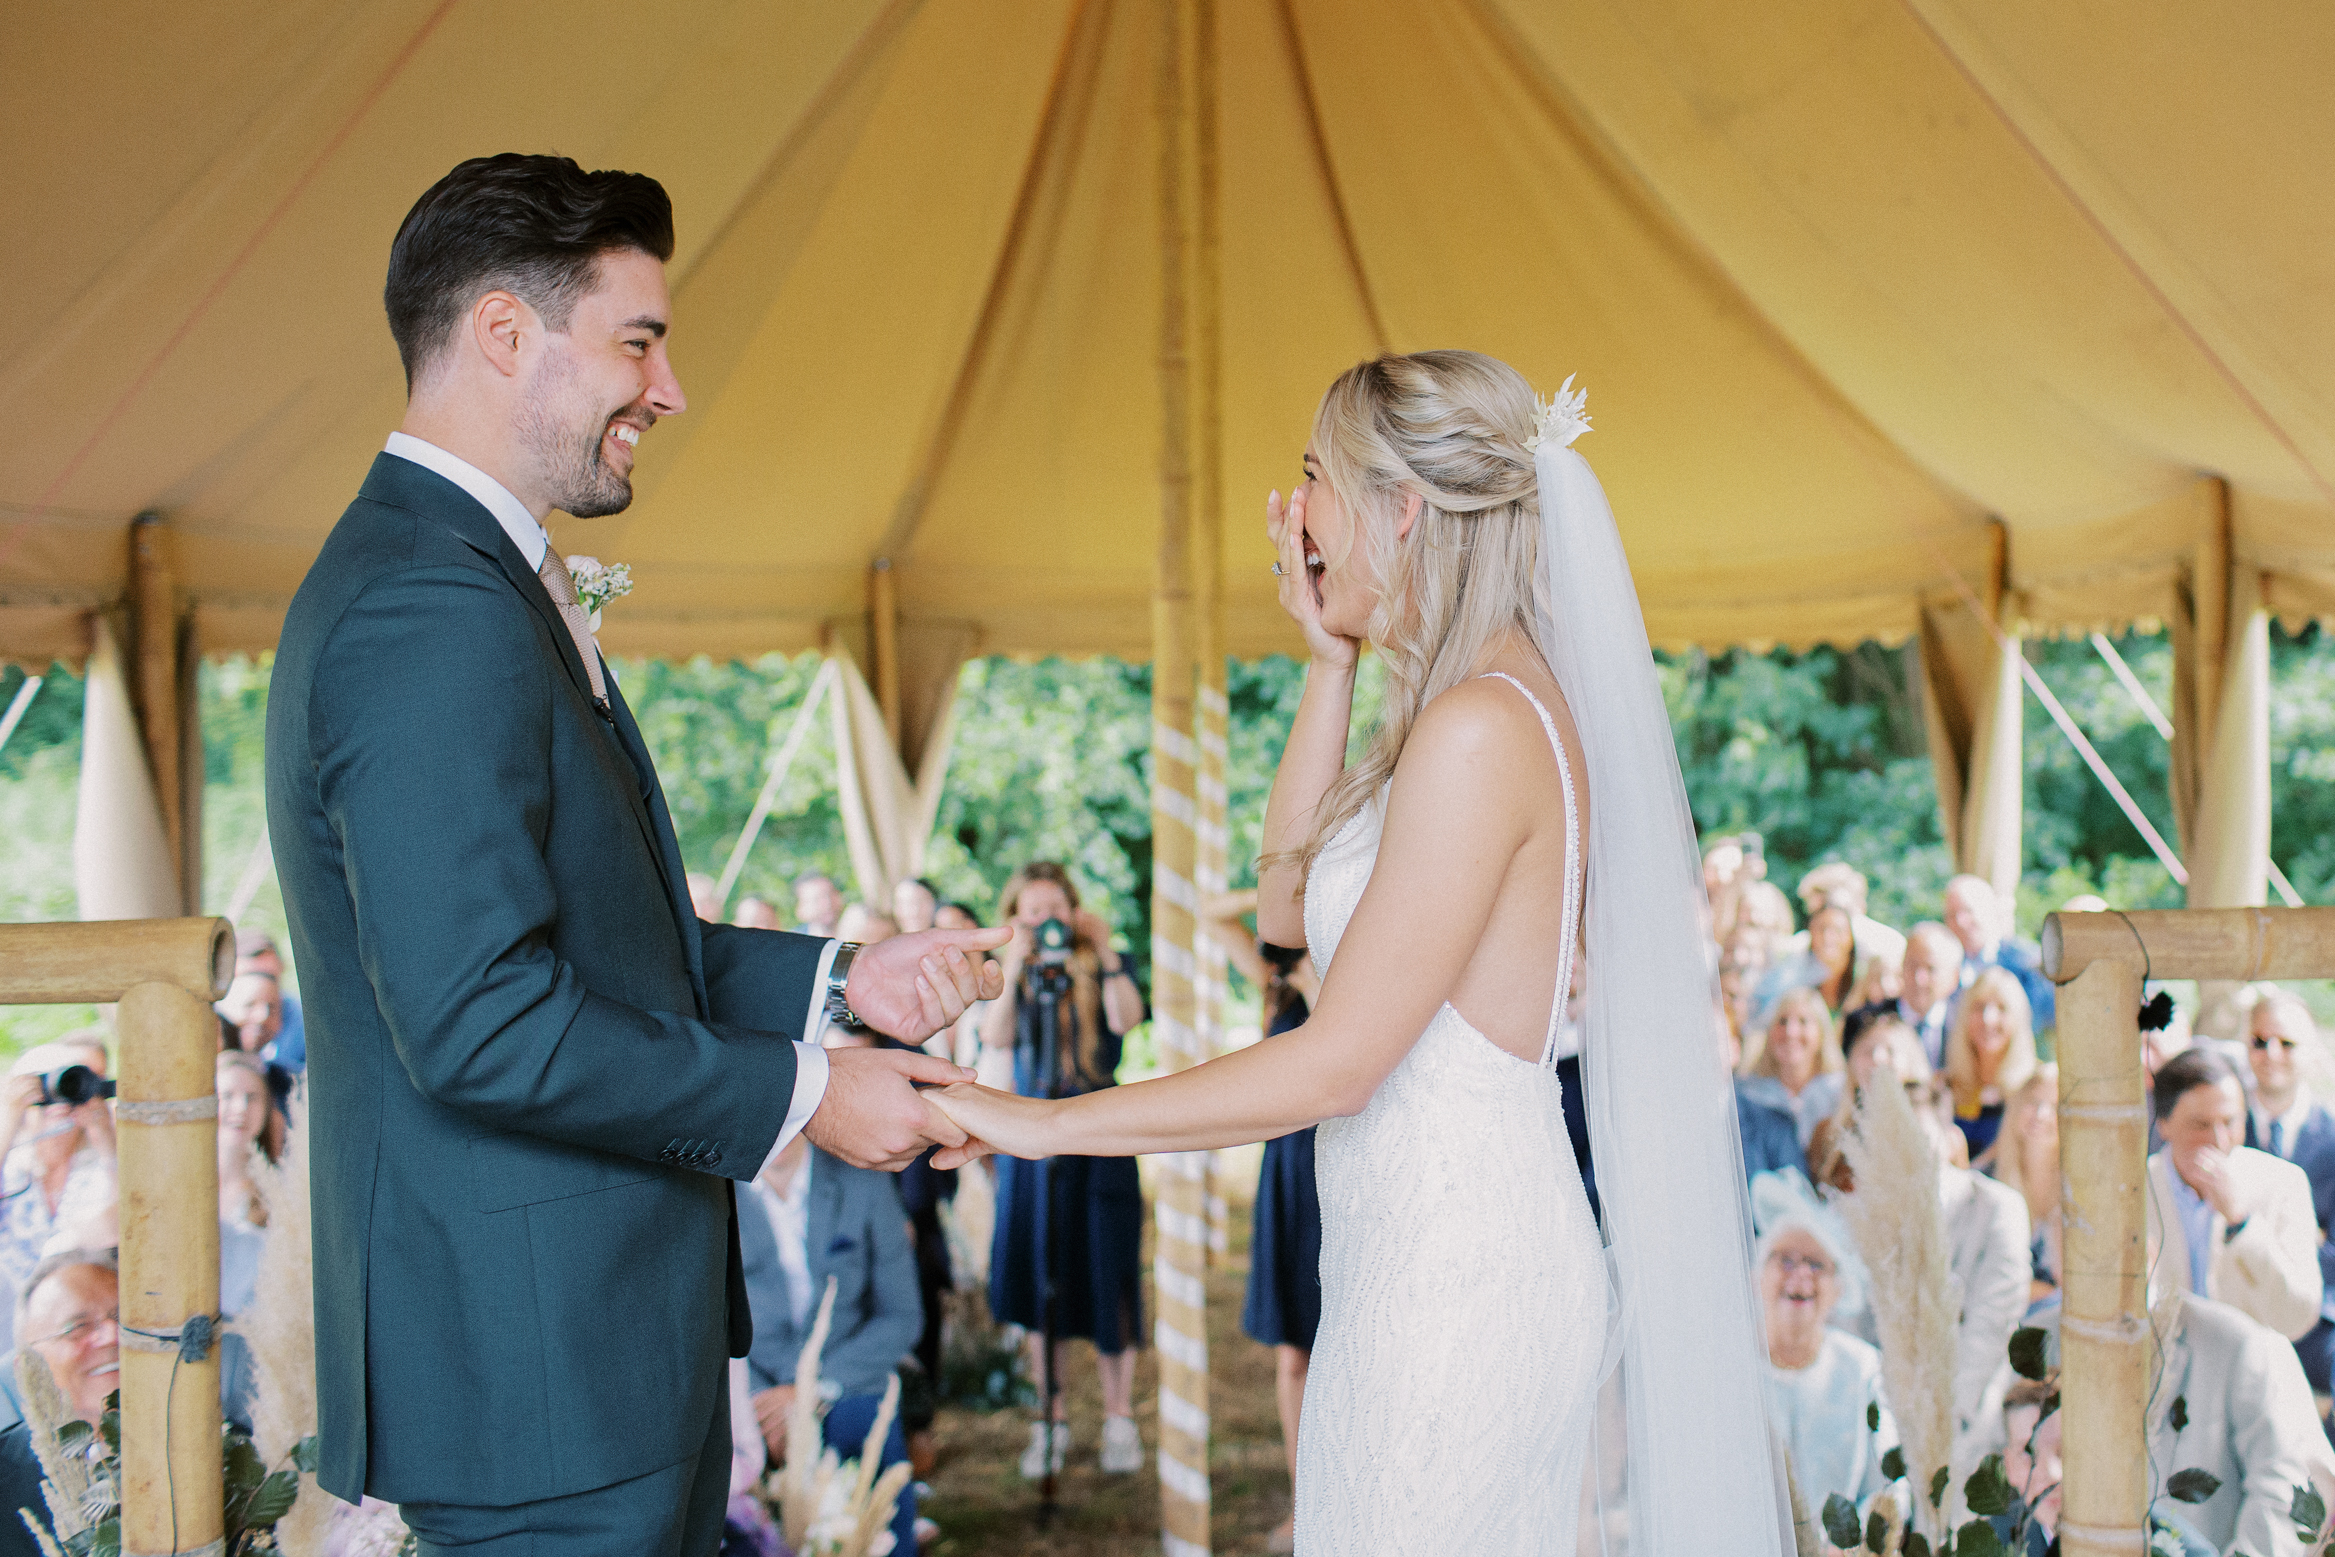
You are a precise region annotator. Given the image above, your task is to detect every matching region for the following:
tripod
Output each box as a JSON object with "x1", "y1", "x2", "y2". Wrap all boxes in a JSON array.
[{"x1": 1022, "y1": 958, "x2": 1074, "y2": 1524}]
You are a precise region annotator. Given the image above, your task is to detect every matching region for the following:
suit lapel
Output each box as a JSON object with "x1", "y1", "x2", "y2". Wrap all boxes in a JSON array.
[
  {"x1": 355, "y1": 455, "x2": 706, "y2": 1009},
  {"x1": 808, "y1": 1158, "x2": 846, "y2": 1289},
  {"x1": 604, "y1": 675, "x2": 710, "y2": 1015}
]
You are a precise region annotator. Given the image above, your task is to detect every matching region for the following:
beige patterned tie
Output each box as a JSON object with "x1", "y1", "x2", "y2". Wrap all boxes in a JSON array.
[{"x1": 537, "y1": 550, "x2": 608, "y2": 704}]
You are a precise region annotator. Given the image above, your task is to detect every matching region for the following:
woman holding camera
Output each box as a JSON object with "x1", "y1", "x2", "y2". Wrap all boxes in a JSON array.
[
  {"x1": 979, "y1": 861, "x2": 1148, "y2": 1479},
  {"x1": 0, "y1": 1040, "x2": 118, "y2": 1326}
]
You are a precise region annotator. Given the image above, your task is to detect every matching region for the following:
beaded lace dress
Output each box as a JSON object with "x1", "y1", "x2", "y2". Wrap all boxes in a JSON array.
[{"x1": 1293, "y1": 674, "x2": 1605, "y2": 1555}]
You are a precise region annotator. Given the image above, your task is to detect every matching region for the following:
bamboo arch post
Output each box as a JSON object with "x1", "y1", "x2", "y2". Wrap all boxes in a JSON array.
[
  {"x1": 0, "y1": 917, "x2": 233, "y2": 1556},
  {"x1": 2042, "y1": 905, "x2": 2335, "y2": 1555}
]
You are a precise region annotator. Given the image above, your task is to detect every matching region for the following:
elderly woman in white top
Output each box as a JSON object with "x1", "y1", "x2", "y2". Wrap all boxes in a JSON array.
[
  {"x1": 1754, "y1": 1171, "x2": 1898, "y2": 1518},
  {"x1": 1739, "y1": 988, "x2": 1849, "y2": 1148}
]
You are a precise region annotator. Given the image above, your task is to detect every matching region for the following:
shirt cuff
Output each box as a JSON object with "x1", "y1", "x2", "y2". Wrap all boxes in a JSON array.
[
  {"x1": 762, "y1": 1042, "x2": 831, "y2": 1177},
  {"x1": 803, "y1": 938, "x2": 841, "y2": 1047}
]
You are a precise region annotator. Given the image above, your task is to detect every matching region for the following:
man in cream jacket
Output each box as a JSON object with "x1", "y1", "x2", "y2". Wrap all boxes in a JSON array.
[{"x1": 2146, "y1": 1049, "x2": 2324, "y2": 1341}]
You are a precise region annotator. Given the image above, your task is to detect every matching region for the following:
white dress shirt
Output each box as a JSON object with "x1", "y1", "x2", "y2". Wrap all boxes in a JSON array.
[
  {"x1": 2253, "y1": 1093, "x2": 2315, "y2": 1162},
  {"x1": 748, "y1": 1155, "x2": 817, "y2": 1330},
  {"x1": 382, "y1": 432, "x2": 834, "y2": 1165}
]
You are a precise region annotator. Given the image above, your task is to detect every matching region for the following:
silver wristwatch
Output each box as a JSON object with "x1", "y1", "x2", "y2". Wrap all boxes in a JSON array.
[{"x1": 824, "y1": 942, "x2": 866, "y2": 1032}]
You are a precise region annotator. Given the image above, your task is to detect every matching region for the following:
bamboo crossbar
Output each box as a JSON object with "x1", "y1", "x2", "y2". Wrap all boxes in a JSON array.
[
  {"x1": 2042, "y1": 906, "x2": 2335, "y2": 984},
  {"x1": 0, "y1": 918, "x2": 231, "y2": 1554},
  {"x1": 0, "y1": 918, "x2": 233, "y2": 1004}
]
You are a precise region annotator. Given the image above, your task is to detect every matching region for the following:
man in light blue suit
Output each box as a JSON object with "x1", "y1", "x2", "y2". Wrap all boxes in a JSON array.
[{"x1": 738, "y1": 1134, "x2": 924, "y2": 1554}]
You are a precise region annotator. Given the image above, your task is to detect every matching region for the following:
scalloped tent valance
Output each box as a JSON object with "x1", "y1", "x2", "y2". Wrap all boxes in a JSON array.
[{"x1": 5, "y1": 0, "x2": 2332, "y2": 668}]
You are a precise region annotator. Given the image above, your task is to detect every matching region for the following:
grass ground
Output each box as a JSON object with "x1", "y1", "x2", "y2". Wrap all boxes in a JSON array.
[{"x1": 921, "y1": 1179, "x2": 1290, "y2": 1557}]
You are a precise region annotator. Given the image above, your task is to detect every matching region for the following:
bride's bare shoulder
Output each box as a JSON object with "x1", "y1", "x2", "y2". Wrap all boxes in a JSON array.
[{"x1": 1389, "y1": 676, "x2": 1562, "y2": 796}]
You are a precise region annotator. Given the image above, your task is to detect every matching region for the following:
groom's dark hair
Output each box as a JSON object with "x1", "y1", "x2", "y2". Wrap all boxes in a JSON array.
[{"x1": 385, "y1": 153, "x2": 675, "y2": 391}]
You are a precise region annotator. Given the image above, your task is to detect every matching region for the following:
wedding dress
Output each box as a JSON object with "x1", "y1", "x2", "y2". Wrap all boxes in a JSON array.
[{"x1": 1293, "y1": 672, "x2": 1605, "y2": 1555}]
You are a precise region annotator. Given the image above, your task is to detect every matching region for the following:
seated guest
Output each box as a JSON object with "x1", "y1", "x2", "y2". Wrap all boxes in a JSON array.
[
  {"x1": 0, "y1": 1248, "x2": 122, "y2": 1557},
  {"x1": 1809, "y1": 1008, "x2": 1928, "y2": 1196},
  {"x1": 0, "y1": 1050, "x2": 116, "y2": 1328},
  {"x1": 2243, "y1": 987, "x2": 2335, "y2": 1408},
  {"x1": 1721, "y1": 1011, "x2": 1804, "y2": 1184},
  {"x1": 1844, "y1": 949, "x2": 1901, "y2": 1017},
  {"x1": 1946, "y1": 969, "x2": 2039, "y2": 1165},
  {"x1": 1733, "y1": 880, "x2": 1797, "y2": 966},
  {"x1": 1942, "y1": 875, "x2": 2054, "y2": 1033},
  {"x1": 1925, "y1": 1087, "x2": 2034, "y2": 1462},
  {"x1": 1718, "y1": 925, "x2": 1770, "y2": 1045},
  {"x1": 1702, "y1": 832, "x2": 1759, "y2": 941},
  {"x1": 216, "y1": 971, "x2": 286, "y2": 1057},
  {"x1": 1754, "y1": 899, "x2": 1864, "y2": 1027},
  {"x1": 1892, "y1": 923, "x2": 1965, "y2": 1071},
  {"x1": 2146, "y1": 1048, "x2": 2323, "y2": 1341},
  {"x1": 234, "y1": 931, "x2": 306, "y2": 1071},
  {"x1": 738, "y1": 1134, "x2": 922, "y2": 1557},
  {"x1": 1738, "y1": 989, "x2": 1847, "y2": 1148},
  {"x1": 730, "y1": 896, "x2": 782, "y2": 931},
  {"x1": 934, "y1": 901, "x2": 982, "y2": 933},
  {"x1": 1994, "y1": 1375, "x2": 2061, "y2": 1556},
  {"x1": 2148, "y1": 1286, "x2": 2335, "y2": 1557},
  {"x1": 1988, "y1": 1066, "x2": 2062, "y2": 1307},
  {"x1": 835, "y1": 904, "x2": 897, "y2": 947},
  {"x1": 216, "y1": 1052, "x2": 279, "y2": 1321},
  {"x1": 1796, "y1": 862, "x2": 1906, "y2": 963},
  {"x1": 793, "y1": 872, "x2": 843, "y2": 938},
  {"x1": 1752, "y1": 1173, "x2": 1896, "y2": 1516},
  {"x1": 892, "y1": 878, "x2": 940, "y2": 936}
]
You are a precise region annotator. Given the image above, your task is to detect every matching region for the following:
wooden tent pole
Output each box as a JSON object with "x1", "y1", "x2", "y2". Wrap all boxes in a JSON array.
[
  {"x1": 1151, "y1": 0, "x2": 1211, "y2": 1549},
  {"x1": 869, "y1": 559, "x2": 902, "y2": 753},
  {"x1": 2052, "y1": 957, "x2": 2147, "y2": 1554},
  {"x1": 129, "y1": 513, "x2": 191, "y2": 912}
]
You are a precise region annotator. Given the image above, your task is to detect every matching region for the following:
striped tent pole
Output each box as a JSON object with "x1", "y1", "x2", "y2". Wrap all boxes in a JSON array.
[
  {"x1": 1151, "y1": 0, "x2": 1211, "y2": 1552},
  {"x1": 1189, "y1": 0, "x2": 1232, "y2": 1267}
]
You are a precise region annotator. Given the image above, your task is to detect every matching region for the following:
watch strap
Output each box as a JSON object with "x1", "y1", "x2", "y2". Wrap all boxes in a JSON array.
[{"x1": 825, "y1": 942, "x2": 865, "y2": 1031}]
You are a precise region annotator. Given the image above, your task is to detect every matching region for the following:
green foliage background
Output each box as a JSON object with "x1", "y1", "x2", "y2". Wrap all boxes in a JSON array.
[{"x1": 4, "y1": 625, "x2": 2333, "y2": 1048}]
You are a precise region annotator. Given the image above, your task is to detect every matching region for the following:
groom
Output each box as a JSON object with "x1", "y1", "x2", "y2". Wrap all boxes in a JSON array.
[{"x1": 266, "y1": 154, "x2": 1004, "y2": 1556}]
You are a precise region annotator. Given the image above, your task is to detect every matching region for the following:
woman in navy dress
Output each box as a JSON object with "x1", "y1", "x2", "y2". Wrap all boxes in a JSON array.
[
  {"x1": 1204, "y1": 892, "x2": 1323, "y2": 1554},
  {"x1": 979, "y1": 862, "x2": 1150, "y2": 1479}
]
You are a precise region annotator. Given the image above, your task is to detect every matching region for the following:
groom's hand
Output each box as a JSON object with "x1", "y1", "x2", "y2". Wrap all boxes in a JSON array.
[
  {"x1": 804, "y1": 1046, "x2": 976, "y2": 1170},
  {"x1": 845, "y1": 927, "x2": 1010, "y2": 1044}
]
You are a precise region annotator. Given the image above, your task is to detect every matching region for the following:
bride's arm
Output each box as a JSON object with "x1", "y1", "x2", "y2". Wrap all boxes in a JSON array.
[
  {"x1": 934, "y1": 684, "x2": 1546, "y2": 1159},
  {"x1": 1256, "y1": 484, "x2": 1360, "y2": 946}
]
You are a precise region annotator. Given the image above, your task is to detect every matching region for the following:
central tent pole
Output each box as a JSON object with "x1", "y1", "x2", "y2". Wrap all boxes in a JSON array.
[
  {"x1": 1150, "y1": 0, "x2": 1211, "y2": 1550},
  {"x1": 1190, "y1": 0, "x2": 1231, "y2": 1265}
]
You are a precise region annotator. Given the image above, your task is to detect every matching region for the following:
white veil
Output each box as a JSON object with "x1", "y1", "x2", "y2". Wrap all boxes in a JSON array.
[{"x1": 1530, "y1": 384, "x2": 1793, "y2": 1552}]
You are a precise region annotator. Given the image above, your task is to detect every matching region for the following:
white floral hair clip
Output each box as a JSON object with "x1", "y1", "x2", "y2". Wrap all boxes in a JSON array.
[{"x1": 1526, "y1": 375, "x2": 1592, "y2": 452}]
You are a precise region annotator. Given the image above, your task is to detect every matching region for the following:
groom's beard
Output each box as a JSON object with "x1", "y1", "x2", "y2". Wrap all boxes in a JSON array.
[{"x1": 518, "y1": 348, "x2": 636, "y2": 519}]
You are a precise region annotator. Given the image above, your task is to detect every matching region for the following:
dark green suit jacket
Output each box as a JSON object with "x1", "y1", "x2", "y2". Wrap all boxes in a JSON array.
[{"x1": 267, "y1": 453, "x2": 824, "y2": 1506}]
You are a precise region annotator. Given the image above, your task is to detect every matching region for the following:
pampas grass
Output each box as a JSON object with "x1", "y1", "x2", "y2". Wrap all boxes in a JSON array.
[
  {"x1": 14, "y1": 1352, "x2": 106, "y2": 1557},
  {"x1": 244, "y1": 1083, "x2": 339, "y2": 1557},
  {"x1": 777, "y1": 1278, "x2": 913, "y2": 1557},
  {"x1": 1837, "y1": 1077, "x2": 1957, "y2": 1542}
]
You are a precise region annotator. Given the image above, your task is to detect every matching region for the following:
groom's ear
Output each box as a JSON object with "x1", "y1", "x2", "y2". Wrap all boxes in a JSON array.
[
  {"x1": 1395, "y1": 490, "x2": 1424, "y2": 542},
  {"x1": 468, "y1": 289, "x2": 535, "y2": 381}
]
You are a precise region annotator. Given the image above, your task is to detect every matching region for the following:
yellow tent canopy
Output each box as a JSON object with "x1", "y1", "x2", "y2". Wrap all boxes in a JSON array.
[{"x1": 9, "y1": 0, "x2": 2333, "y2": 674}]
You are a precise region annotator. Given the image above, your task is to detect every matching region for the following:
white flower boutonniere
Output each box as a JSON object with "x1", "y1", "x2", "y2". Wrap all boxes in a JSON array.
[{"x1": 565, "y1": 556, "x2": 633, "y2": 634}]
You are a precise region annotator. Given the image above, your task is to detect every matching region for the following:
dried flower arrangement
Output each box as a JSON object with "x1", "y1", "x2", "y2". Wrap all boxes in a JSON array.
[{"x1": 773, "y1": 1279, "x2": 913, "y2": 1557}]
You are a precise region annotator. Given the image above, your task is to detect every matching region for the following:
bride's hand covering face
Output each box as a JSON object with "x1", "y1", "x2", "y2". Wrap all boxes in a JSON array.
[{"x1": 1267, "y1": 474, "x2": 1360, "y2": 668}]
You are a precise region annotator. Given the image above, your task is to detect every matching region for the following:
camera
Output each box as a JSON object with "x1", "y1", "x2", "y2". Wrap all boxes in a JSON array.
[
  {"x1": 1033, "y1": 917, "x2": 1073, "y2": 967},
  {"x1": 38, "y1": 1066, "x2": 114, "y2": 1107}
]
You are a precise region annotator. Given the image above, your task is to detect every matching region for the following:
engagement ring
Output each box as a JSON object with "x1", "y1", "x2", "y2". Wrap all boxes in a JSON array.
[{"x1": 1270, "y1": 562, "x2": 1286, "y2": 576}]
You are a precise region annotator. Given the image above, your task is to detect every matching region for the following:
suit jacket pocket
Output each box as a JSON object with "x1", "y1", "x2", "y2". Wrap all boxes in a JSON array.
[{"x1": 471, "y1": 1129, "x2": 661, "y2": 1213}]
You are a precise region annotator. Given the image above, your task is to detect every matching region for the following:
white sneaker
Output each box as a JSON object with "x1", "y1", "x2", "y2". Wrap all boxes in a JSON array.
[
  {"x1": 1099, "y1": 1414, "x2": 1143, "y2": 1474},
  {"x1": 1019, "y1": 1420, "x2": 1069, "y2": 1479}
]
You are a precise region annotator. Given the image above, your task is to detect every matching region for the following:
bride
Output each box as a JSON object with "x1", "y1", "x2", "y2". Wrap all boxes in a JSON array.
[{"x1": 929, "y1": 351, "x2": 1789, "y2": 1554}]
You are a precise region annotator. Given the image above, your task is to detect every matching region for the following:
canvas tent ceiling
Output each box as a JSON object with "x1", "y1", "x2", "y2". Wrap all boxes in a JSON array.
[{"x1": 6, "y1": 0, "x2": 2333, "y2": 668}]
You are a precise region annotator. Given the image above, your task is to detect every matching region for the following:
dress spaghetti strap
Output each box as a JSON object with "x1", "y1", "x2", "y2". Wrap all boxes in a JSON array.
[{"x1": 1476, "y1": 672, "x2": 1583, "y2": 1071}]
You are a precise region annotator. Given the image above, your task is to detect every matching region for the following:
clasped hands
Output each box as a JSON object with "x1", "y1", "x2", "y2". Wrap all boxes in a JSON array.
[{"x1": 802, "y1": 926, "x2": 1037, "y2": 1170}]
